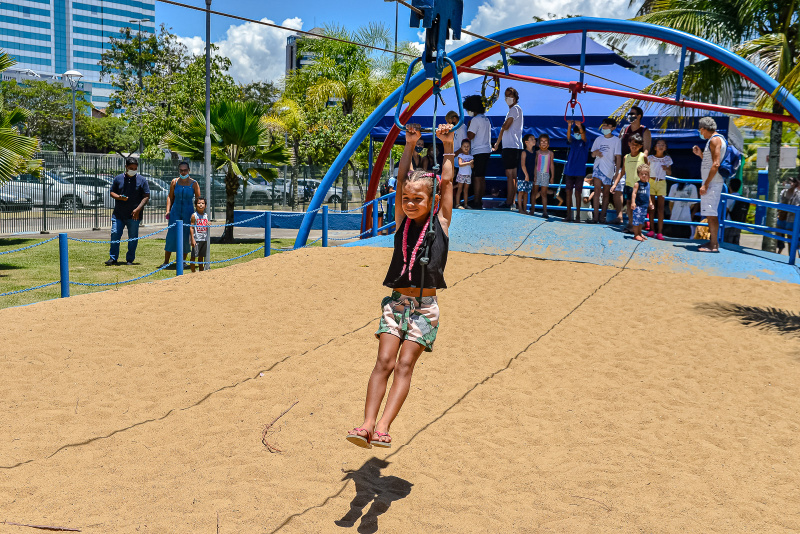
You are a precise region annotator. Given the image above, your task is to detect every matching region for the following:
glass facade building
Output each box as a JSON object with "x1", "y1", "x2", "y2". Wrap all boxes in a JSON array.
[{"x1": 0, "y1": 0, "x2": 155, "y2": 108}]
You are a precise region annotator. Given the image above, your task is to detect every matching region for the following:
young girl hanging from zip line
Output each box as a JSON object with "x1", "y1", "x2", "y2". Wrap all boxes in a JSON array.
[{"x1": 346, "y1": 122, "x2": 455, "y2": 449}]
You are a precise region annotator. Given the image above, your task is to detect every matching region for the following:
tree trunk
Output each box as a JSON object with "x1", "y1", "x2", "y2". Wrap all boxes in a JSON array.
[
  {"x1": 341, "y1": 166, "x2": 349, "y2": 211},
  {"x1": 291, "y1": 138, "x2": 300, "y2": 211},
  {"x1": 761, "y1": 107, "x2": 784, "y2": 252},
  {"x1": 222, "y1": 166, "x2": 237, "y2": 243}
]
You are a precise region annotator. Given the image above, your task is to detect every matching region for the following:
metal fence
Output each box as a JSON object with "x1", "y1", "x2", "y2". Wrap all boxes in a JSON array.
[{"x1": 0, "y1": 152, "x2": 372, "y2": 236}]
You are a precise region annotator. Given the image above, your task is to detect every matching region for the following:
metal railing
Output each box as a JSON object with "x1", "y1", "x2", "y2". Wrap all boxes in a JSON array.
[{"x1": 0, "y1": 153, "x2": 370, "y2": 236}]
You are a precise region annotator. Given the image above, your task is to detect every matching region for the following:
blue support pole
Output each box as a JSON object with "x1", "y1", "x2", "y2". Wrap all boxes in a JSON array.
[
  {"x1": 579, "y1": 30, "x2": 587, "y2": 85},
  {"x1": 372, "y1": 199, "x2": 379, "y2": 238},
  {"x1": 265, "y1": 211, "x2": 272, "y2": 257},
  {"x1": 790, "y1": 212, "x2": 800, "y2": 266},
  {"x1": 676, "y1": 46, "x2": 687, "y2": 102},
  {"x1": 58, "y1": 233, "x2": 69, "y2": 298},
  {"x1": 176, "y1": 220, "x2": 184, "y2": 275},
  {"x1": 322, "y1": 205, "x2": 329, "y2": 247},
  {"x1": 500, "y1": 46, "x2": 509, "y2": 75}
]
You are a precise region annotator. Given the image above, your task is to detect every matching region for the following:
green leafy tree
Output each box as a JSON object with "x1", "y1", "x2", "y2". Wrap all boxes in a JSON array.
[
  {"x1": 241, "y1": 81, "x2": 280, "y2": 112},
  {"x1": 80, "y1": 116, "x2": 139, "y2": 157},
  {"x1": 0, "y1": 52, "x2": 40, "y2": 182},
  {"x1": 108, "y1": 43, "x2": 239, "y2": 156},
  {"x1": 1, "y1": 78, "x2": 90, "y2": 154},
  {"x1": 99, "y1": 24, "x2": 190, "y2": 93},
  {"x1": 162, "y1": 100, "x2": 290, "y2": 242},
  {"x1": 620, "y1": 0, "x2": 800, "y2": 251}
]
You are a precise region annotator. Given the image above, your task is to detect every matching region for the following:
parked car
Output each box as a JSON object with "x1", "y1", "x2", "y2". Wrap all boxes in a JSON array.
[
  {"x1": 69, "y1": 174, "x2": 114, "y2": 208},
  {"x1": 297, "y1": 179, "x2": 353, "y2": 204},
  {"x1": 145, "y1": 179, "x2": 169, "y2": 208},
  {"x1": 0, "y1": 191, "x2": 33, "y2": 211},
  {"x1": 0, "y1": 171, "x2": 103, "y2": 210}
]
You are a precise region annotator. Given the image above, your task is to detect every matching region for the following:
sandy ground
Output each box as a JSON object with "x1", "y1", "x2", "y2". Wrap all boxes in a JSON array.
[{"x1": 1, "y1": 246, "x2": 800, "y2": 533}]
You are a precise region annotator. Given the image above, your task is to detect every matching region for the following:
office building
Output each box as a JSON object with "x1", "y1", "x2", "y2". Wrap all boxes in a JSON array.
[
  {"x1": 285, "y1": 28, "x2": 323, "y2": 74},
  {"x1": 0, "y1": 0, "x2": 155, "y2": 108},
  {"x1": 630, "y1": 45, "x2": 686, "y2": 80}
]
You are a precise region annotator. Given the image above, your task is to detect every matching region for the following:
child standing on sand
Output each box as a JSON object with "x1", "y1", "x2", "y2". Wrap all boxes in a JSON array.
[
  {"x1": 630, "y1": 163, "x2": 654, "y2": 242},
  {"x1": 647, "y1": 139, "x2": 673, "y2": 240},
  {"x1": 346, "y1": 123, "x2": 455, "y2": 449},
  {"x1": 190, "y1": 197, "x2": 209, "y2": 273}
]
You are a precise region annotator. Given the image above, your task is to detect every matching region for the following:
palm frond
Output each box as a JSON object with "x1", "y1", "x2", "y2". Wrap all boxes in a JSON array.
[{"x1": 0, "y1": 50, "x2": 16, "y2": 73}]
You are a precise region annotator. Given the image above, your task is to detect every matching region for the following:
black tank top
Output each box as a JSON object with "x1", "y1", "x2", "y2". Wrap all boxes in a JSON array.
[
  {"x1": 383, "y1": 215, "x2": 449, "y2": 289},
  {"x1": 621, "y1": 124, "x2": 648, "y2": 156}
]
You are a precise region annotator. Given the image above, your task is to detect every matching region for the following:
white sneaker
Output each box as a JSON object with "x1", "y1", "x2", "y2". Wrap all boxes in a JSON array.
[{"x1": 457, "y1": 206, "x2": 465, "y2": 209}]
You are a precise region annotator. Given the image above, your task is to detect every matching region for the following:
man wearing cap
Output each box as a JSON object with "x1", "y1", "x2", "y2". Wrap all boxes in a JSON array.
[{"x1": 106, "y1": 157, "x2": 150, "y2": 265}]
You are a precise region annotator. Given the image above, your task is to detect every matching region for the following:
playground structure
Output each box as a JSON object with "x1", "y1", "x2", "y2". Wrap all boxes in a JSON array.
[{"x1": 295, "y1": 16, "x2": 800, "y2": 250}]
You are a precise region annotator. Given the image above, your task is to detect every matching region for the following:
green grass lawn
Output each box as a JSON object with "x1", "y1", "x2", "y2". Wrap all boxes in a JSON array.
[{"x1": 0, "y1": 236, "x2": 315, "y2": 309}]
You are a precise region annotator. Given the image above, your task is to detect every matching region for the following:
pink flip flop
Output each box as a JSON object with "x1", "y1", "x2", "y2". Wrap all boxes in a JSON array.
[
  {"x1": 346, "y1": 427, "x2": 372, "y2": 449},
  {"x1": 371, "y1": 431, "x2": 392, "y2": 448}
]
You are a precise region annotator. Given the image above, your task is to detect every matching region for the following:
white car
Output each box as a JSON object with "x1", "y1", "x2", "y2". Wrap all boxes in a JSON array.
[{"x1": 1, "y1": 171, "x2": 103, "y2": 210}]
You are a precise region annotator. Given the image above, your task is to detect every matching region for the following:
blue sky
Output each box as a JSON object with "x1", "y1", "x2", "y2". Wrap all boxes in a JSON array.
[{"x1": 154, "y1": 0, "x2": 639, "y2": 83}]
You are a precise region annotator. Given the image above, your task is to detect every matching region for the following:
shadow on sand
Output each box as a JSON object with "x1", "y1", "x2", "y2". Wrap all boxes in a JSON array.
[
  {"x1": 334, "y1": 457, "x2": 412, "y2": 533},
  {"x1": 696, "y1": 301, "x2": 800, "y2": 336}
]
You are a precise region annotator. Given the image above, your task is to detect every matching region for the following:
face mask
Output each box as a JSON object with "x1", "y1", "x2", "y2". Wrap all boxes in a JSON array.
[
  {"x1": 698, "y1": 130, "x2": 704, "y2": 138},
  {"x1": 415, "y1": 146, "x2": 423, "y2": 153},
  {"x1": 572, "y1": 133, "x2": 582, "y2": 140},
  {"x1": 467, "y1": 111, "x2": 475, "y2": 117},
  {"x1": 505, "y1": 97, "x2": 515, "y2": 106},
  {"x1": 601, "y1": 128, "x2": 612, "y2": 135},
  {"x1": 126, "y1": 169, "x2": 137, "y2": 177}
]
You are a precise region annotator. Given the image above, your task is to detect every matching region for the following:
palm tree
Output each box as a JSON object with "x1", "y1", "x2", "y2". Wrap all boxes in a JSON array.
[
  {"x1": 265, "y1": 98, "x2": 307, "y2": 210},
  {"x1": 298, "y1": 23, "x2": 397, "y2": 116},
  {"x1": 0, "y1": 51, "x2": 40, "y2": 183},
  {"x1": 162, "y1": 100, "x2": 290, "y2": 243},
  {"x1": 619, "y1": 0, "x2": 799, "y2": 251}
]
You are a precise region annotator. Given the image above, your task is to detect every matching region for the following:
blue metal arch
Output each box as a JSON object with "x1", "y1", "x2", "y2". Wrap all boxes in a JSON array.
[{"x1": 294, "y1": 16, "x2": 800, "y2": 248}]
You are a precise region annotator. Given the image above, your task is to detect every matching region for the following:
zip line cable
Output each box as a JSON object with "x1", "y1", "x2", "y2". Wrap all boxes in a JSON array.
[
  {"x1": 156, "y1": 0, "x2": 418, "y2": 59},
  {"x1": 392, "y1": 0, "x2": 640, "y2": 91}
]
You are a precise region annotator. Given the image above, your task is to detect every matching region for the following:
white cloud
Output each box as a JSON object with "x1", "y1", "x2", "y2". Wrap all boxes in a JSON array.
[{"x1": 176, "y1": 17, "x2": 303, "y2": 84}]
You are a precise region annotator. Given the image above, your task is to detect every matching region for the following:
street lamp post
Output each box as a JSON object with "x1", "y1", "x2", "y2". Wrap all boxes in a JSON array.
[
  {"x1": 64, "y1": 70, "x2": 83, "y2": 217},
  {"x1": 383, "y1": 0, "x2": 398, "y2": 61},
  {"x1": 130, "y1": 18, "x2": 149, "y2": 155},
  {"x1": 205, "y1": 0, "x2": 212, "y2": 221}
]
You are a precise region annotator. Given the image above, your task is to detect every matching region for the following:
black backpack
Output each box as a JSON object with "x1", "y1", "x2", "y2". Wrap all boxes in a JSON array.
[
  {"x1": 380, "y1": 181, "x2": 389, "y2": 196},
  {"x1": 729, "y1": 200, "x2": 749, "y2": 223}
]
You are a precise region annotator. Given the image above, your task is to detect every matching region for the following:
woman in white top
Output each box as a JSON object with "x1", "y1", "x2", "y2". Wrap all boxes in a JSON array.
[{"x1": 464, "y1": 95, "x2": 492, "y2": 210}]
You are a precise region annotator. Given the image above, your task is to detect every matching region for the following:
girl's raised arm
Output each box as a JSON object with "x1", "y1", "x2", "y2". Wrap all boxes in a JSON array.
[
  {"x1": 396, "y1": 124, "x2": 421, "y2": 227},
  {"x1": 435, "y1": 124, "x2": 455, "y2": 228}
]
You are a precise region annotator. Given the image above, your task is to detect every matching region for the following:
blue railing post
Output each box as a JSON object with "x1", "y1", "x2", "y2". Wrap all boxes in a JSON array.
[
  {"x1": 790, "y1": 211, "x2": 800, "y2": 266},
  {"x1": 265, "y1": 211, "x2": 272, "y2": 257},
  {"x1": 718, "y1": 193, "x2": 727, "y2": 244},
  {"x1": 322, "y1": 205, "x2": 329, "y2": 247},
  {"x1": 372, "y1": 199, "x2": 379, "y2": 238},
  {"x1": 58, "y1": 233, "x2": 69, "y2": 298},
  {"x1": 176, "y1": 220, "x2": 184, "y2": 275}
]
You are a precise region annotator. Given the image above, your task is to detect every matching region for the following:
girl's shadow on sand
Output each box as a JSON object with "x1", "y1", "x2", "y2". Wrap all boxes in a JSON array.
[{"x1": 335, "y1": 457, "x2": 412, "y2": 533}]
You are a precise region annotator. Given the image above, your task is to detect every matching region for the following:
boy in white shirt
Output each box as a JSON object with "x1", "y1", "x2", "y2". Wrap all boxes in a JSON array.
[
  {"x1": 465, "y1": 95, "x2": 492, "y2": 210},
  {"x1": 590, "y1": 118, "x2": 622, "y2": 224},
  {"x1": 493, "y1": 87, "x2": 524, "y2": 209}
]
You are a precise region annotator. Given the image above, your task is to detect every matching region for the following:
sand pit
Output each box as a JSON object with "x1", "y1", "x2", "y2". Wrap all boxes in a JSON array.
[{"x1": 2, "y1": 246, "x2": 800, "y2": 533}]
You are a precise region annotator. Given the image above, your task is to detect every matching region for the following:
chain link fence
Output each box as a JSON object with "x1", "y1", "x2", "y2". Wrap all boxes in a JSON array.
[{"x1": 0, "y1": 152, "x2": 372, "y2": 236}]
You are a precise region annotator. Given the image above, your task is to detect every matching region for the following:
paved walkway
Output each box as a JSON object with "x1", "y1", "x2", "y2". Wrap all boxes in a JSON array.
[{"x1": 344, "y1": 210, "x2": 800, "y2": 284}]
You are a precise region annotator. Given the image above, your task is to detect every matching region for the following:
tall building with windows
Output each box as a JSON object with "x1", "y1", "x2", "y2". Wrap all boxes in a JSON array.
[{"x1": 0, "y1": 0, "x2": 155, "y2": 108}]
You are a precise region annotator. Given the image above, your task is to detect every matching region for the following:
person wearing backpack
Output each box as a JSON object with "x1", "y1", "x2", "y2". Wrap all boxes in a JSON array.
[
  {"x1": 693, "y1": 117, "x2": 726, "y2": 253},
  {"x1": 724, "y1": 177, "x2": 747, "y2": 245}
]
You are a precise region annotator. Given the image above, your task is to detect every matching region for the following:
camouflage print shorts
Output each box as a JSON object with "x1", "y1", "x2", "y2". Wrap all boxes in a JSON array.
[{"x1": 375, "y1": 291, "x2": 439, "y2": 352}]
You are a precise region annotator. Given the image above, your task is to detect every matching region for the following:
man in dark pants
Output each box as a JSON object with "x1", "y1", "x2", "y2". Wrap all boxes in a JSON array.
[{"x1": 106, "y1": 157, "x2": 150, "y2": 266}]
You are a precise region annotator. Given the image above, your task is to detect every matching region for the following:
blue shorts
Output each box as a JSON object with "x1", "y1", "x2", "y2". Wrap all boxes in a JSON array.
[
  {"x1": 517, "y1": 180, "x2": 532, "y2": 192},
  {"x1": 593, "y1": 167, "x2": 613, "y2": 186},
  {"x1": 632, "y1": 205, "x2": 648, "y2": 226}
]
